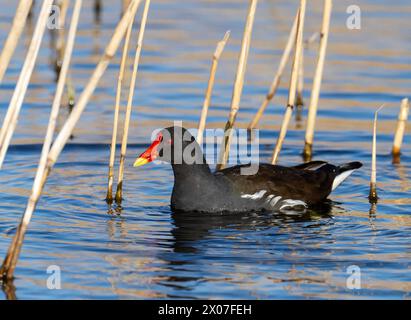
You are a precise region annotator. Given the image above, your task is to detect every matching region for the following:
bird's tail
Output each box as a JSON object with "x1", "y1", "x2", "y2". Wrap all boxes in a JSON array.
[{"x1": 332, "y1": 161, "x2": 363, "y2": 191}]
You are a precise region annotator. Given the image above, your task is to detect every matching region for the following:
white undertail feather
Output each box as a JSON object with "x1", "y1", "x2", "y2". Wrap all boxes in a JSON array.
[{"x1": 332, "y1": 169, "x2": 355, "y2": 191}]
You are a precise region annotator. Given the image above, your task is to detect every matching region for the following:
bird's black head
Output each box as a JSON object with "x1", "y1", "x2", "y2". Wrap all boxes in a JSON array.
[{"x1": 133, "y1": 126, "x2": 205, "y2": 166}]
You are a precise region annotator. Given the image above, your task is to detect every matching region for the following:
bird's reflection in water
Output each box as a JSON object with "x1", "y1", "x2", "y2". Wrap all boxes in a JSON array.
[
  {"x1": 157, "y1": 203, "x2": 334, "y2": 294},
  {"x1": 171, "y1": 203, "x2": 334, "y2": 252},
  {"x1": 168, "y1": 202, "x2": 334, "y2": 254}
]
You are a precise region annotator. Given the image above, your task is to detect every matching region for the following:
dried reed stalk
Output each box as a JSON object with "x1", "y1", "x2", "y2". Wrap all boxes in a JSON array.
[
  {"x1": 1, "y1": 280, "x2": 16, "y2": 300},
  {"x1": 296, "y1": 32, "x2": 319, "y2": 123},
  {"x1": 0, "y1": 0, "x2": 140, "y2": 281},
  {"x1": 216, "y1": 0, "x2": 258, "y2": 170},
  {"x1": 271, "y1": 0, "x2": 306, "y2": 164},
  {"x1": 56, "y1": 0, "x2": 76, "y2": 109},
  {"x1": 248, "y1": 10, "x2": 298, "y2": 130},
  {"x1": 296, "y1": 45, "x2": 304, "y2": 108},
  {"x1": 197, "y1": 31, "x2": 230, "y2": 145},
  {"x1": 392, "y1": 98, "x2": 409, "y2": 163},
  {"x1": 305, "y1": 32, "x2": 320, "y2": 47},
  {"x1": 123, "y1": 0, "x2": 132, "y2": 14},
  {"x1": 369, "y1": 105, "x2": 384, "y2": 203},
  {"x1": 0, "y1": 0, "x2": 82, "y2": 281},
  {"x1": 45, "y1": 0, "x2": 141, "y2": 166},
  {"x1": 0, "y1": 0, "x2": 34, "y2": 83},
  {"x1": 115, "y1": 0, "x2": 151, "y2": 203},
  {"x1": 295, "y1": 45, "x2": 304, "y2": 124},
  {"x1": 59, "y1": 0, "x2": 69, "y2": 28},
  {"x1": 0, "y1": 0, "x2": 54, "y2": 169},
  {"x1": 28, "y1": 0, "x2": 35, "y2": 20},
  {"x1": 303, "y1": 0, "x2": 332, "y2": 160},
  {"x1": 106, "y1": 11, "x2": 136, "y2": 203},
  {"x1": 55, "y1": 0, "x2": 70, "y2": 71},
  {"x1": 94, "y1": 0, "x2": 102, "y2": 22},
  {"x1": 66, "y1": 77, "x2": 76, "y2": 108}
]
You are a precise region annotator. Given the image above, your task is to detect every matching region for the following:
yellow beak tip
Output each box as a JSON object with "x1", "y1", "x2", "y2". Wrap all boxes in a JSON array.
[{"x1": 133, "y1": 158, "x2": 149, "y2": 167}]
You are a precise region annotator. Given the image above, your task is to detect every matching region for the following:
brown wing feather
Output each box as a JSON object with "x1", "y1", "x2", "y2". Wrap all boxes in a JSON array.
[{"x1": 215, "y1": 163, "x2": 334, "y2": 204}]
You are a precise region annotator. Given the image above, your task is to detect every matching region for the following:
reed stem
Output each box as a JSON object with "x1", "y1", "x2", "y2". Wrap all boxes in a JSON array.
[
  {"x1": 248, "y1": 10, "x2": 298, "y2": 130},
  {"x1": 55, "y1": 0, "x2": 69, "y2": 74},
  {"x1": 115, "y1": 0, "x2": 151, "y2": 204},
  {"x1": 271, "y1": 0, "x2": 306, "y2": 165},
  {"x1": 296, "y1": 32, "x2": 318, "y2": 123},
  {"x1": 58, "y1": 0, "x2": 76, "y2": 110},
  {"x1": 1, "y1": 3, "x2": 141, "y2": 279},
  {"x1": 94, "y1": 0, "x2": 102, "y2": 23},
  {"x1": 296, "y1": 43, "x2": 304, "y2": 108},
  {"x1": 106, "y1": 9, "x2": 136, "y2": 204},
  {"x1": 28, "y1": 0, "x2": 35, "y2": 20},
  {"x1": 369, "y1": 105, "x2": 384, "y2": 203},
  {"x1": 0, "y1": 0, "x2": 54, "y2": 169},
  {"x1": 0, "y1": 0, "x2": 82, "y2": 281},
  {"x1": 303, "y1": 0, "x2": 332, "y2": 161},
  {"x1": 197, "y1": 31, "x2": 230, "y2": 145},
  {"x1": 305, "y1": 32, "x2": 320, "y2": 47},
  {"x1": 66, "y1": 76, "x2": 76, "y2": 108},
  {"x1": 1, "y1": 0, "x2": 140, "y2": 282},
  {"x1": 123, "y1": 0, "x2": 132, "y2": 14},
  {"x1": 392, "y1": 98, "x2": 409, "y2": 163},
  {"x1": 216, "y1": 0, "x2": 258, "y2": 170},
  {"x1": 45, "y1": 0, "x2": 140, "y2": 166},
  {"x1": 0, "y1": 0, "x2": 34, "y2": 83}
]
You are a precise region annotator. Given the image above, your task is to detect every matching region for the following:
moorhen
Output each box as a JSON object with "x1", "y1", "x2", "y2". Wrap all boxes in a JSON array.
[{"x1": 133, "y1": 126, "x2": 362, "y2": 213}]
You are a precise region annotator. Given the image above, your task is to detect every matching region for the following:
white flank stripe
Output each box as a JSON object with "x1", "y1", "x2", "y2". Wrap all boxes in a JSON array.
[
  {"x1": 279, "y1": 199, "x2": 307, "y2": 211},
  {"x1": 264, "y1": 195, "x2": 274, "y2": 204},
  {"x1": 241, "y1": 190, "x2": 267, "y2": 200},
  {"x1": 270, "y1": 196, "x2": 282, "y2": 206}
]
